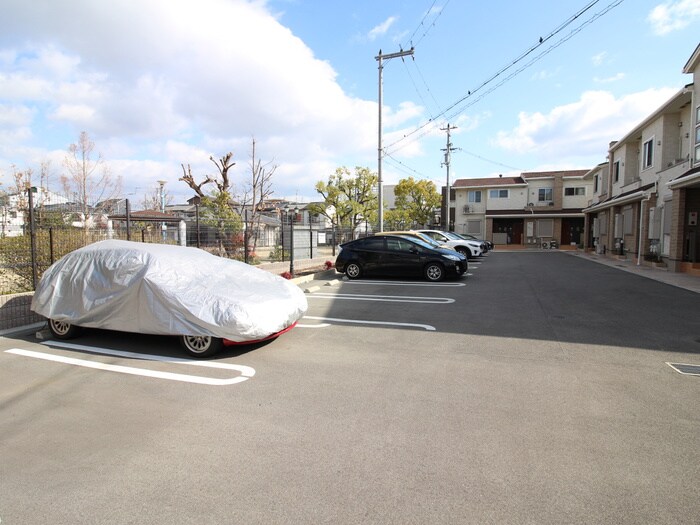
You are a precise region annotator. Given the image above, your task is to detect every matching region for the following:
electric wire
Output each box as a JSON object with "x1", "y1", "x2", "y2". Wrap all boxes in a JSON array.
[
  {"x1": 403, "y1": 0, "x2": 452, "y2": 50},
  {"x1": 383, "y1": 0, "x2": 625, "y2": 157}
]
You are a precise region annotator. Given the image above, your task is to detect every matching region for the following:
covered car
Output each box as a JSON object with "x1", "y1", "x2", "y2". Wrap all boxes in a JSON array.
[{"x1": 31, "y1": 240, "x2": 308, "y2": 357}]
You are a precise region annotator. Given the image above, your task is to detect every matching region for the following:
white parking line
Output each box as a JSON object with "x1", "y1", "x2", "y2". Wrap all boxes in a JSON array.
[
  {"x1": 307, "y1": 293, "x2": 454, "y2": 304},
  {"x1": 302, "y1": 316, "x2": 436, "y2": 331},
  {"x1": 5, "y1": 342, "x2": 256, "y2": 386}
]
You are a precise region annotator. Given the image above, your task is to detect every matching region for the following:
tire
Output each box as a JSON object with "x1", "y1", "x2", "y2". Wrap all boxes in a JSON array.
[
  {"x1": 345, "y1": 262, "x2": 362, "y2": 280},
  {"x1": 456, "y1": 247, "x2": 469, "y2": 258},
  {"x1": 180, "y1": 335, "x2": 223, "y2": 358},
  {"x1": 424, "y1": 262, "x2": 445, "y2": 282},
  {"x1": 48, "y1": 318, "x2": 82, "y2": 340}
]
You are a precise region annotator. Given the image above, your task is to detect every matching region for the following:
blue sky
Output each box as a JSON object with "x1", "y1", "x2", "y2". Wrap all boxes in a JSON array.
[{"x1": 0, "y1": 0, "x2": 699, "y2": 207}]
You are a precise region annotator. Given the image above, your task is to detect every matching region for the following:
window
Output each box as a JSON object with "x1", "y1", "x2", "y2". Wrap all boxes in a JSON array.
[
  {"x1": 358, "y1": 237, "x2": 385, "y2": 250},
  {"x1": 642, "y1": 138, "x2": 654, "y2": 169},
  {"x1": 466, "y1": 220, "x2": 482, "y2": 234},
  {"x1": 564, "y1": 187, "x2": 586, "y2": 196},
  {"x1": 537, "y1": 219, "x2": 554, "y2": 237},
  {"x1": 613, "y1": 160, "x2": 620, "y2": 182},
  {"x1": 385, "y1": 238, "x2": 414, "y2": 252},
  {"x1": 594, "y1": 175, "x2": 599, "y2": 193},
  {"x1": 468, "y1": 191, "x2": 482, "y2": 203},
  {"x1": 538, "y1": 188, "x2": 553, "y2": 202},
  {"x1": 489, "y1": 189, "x2": 508, "y2": 199}
]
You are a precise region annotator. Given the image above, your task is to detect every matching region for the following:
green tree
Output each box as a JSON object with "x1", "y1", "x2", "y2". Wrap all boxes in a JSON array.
[
  {"x1": 393, "y1": 177, "x2": 441, "y2": 228},
  {"x1": 308, "y1": 166, "x2": 378, "y2": 240}
]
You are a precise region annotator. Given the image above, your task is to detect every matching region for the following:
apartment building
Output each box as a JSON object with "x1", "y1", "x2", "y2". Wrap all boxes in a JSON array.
[
  {"x1": 451, "y1": 170, "x2": 593, "y2": 248},
  {"x1": 583, "y1": 43, "x2": 700, "y2": 272}
]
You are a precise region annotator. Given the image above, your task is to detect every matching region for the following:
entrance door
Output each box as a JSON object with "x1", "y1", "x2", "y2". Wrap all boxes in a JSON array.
[
  {"x1": 561, "y1": 218, "x2": 584, "y2": 246},
  {"x1": 492, "y1": 219, "x2": 523, "y2": 245}
]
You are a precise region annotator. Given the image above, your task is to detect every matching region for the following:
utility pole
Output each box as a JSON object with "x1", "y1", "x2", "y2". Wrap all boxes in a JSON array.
[
  {"x1": 440, "y1": 124, "x2": 458, "y2": 231},
  {"x1": 375, "y1": 47, "x2": 414, "y2": 232}
]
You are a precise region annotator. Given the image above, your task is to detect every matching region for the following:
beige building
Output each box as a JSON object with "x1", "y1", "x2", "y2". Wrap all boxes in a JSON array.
[
  {"x1": 584, "y1": 43, "x2": 700, "y2": 273},
  {"x1": 452, "y1": 170, "x2": 593, "y2": 248}
]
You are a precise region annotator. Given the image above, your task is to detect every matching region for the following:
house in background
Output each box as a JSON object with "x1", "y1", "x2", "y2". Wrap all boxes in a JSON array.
[
  {"x1": 0, "y1": 188, "x2": 71, "y2": 236},
  {"x1": 451, "y1": 170, "x2": 593, "y2": 248}
]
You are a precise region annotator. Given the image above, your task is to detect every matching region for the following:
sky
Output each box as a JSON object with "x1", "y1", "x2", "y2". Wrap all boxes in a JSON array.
[{"x1": 0, "y1": 0, "x2": 699, "y2": 208}]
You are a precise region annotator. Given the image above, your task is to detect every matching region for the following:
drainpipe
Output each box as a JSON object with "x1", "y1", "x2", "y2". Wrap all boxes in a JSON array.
[{"x1": 637, "y1": 194, "x2": 652, "y2": 266}]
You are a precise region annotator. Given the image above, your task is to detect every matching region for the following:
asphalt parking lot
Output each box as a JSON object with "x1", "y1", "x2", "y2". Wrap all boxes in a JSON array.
[{"x1": 1, "y1": 251, "x2": 699, "y2": 524}]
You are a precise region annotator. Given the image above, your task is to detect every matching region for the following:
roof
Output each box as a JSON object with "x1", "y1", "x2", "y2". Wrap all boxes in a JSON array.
[
  {"x1": 683, "y1": 43, "x2": 700, "y2": 74},
  {"x1": 453, "y1": 169, "x2": 591, "y2": 189},
  {"x1": 453, "y1": 176, "x2": 525, "y2": 188},
  {"x1": 110, "y1": 209, "x2": 180, "y2": 221},
  {"x1": 522, "y1": 170, "x2": 589, "y2": 179}
]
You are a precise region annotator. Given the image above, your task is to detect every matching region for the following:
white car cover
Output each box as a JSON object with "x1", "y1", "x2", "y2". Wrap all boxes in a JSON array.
[{"x1": 31, "y1": 240, "x2": 308, "y2": 342}]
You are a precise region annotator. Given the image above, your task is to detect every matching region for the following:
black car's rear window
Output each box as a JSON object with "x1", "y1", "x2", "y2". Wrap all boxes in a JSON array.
[{"x1": 351, "y1": 237, "x2": 385, "y2": 250}]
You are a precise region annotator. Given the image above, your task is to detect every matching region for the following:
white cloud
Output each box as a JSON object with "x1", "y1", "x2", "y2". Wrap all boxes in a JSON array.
[
  {"x1": 591, "y1": 51, "x2": 608, "y2": 66},
  {"x1": 593, "y1": 73, "x2": 625, "y2": 84},
  {"x1": 648, "y1": 0, "x2": 700, "y2": 35},
  {"x1": 494, "y1": 88, "x2": 679, "y2": 156},
  {"x1": 0, "y1": 0, "x2": 384, "y2": 202},
  {"x1": 368, "y1": 16, "x2": 398, "y2": 41}
]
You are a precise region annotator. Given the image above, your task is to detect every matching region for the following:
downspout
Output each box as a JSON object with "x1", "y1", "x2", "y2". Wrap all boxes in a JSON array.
[{"x1": 637, "y1": 194, "x2": 652, "y2": 266}]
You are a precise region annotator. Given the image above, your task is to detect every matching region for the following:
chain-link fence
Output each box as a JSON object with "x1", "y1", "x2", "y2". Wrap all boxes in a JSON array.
[{"x1": 0, "y1": 192, "x2": 381, "y2": 328}]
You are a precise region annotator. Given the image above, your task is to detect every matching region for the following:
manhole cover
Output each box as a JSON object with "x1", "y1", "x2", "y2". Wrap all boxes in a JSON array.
[{"x1": 667, "y1": 363, "x2": 700, "y2": 376}]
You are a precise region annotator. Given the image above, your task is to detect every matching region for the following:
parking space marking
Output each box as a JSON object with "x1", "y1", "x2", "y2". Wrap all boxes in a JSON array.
[
  {"x1": 343, "y1": 280, "x2": 466, "y2": 287},
  {"x1": 308, "y1": 293, "x2": 454, "y2": 304},
  {"x1": 5, "y1": 343, "x2": 255, "y2": 386},
  {"x1": 296, "y1": 322, "x2": 331, "y2": 328},
  {"x1": 303, "y1": 316, "x2": 436, "y2": 331}
]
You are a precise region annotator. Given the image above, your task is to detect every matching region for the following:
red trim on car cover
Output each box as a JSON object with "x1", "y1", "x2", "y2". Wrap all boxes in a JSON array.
[{"x1": 222, "y1": 322, "x2": 298, "y2": 346}]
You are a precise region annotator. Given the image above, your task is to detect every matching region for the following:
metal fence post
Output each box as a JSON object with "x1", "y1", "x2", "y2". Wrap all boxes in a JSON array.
[
  {"x1": 28, "y1": 187, "x2": 38, "y2": 290},
  {"x1": 126, "y1": 199, "x2": 131, "y2": 241},
  {"x1": 49, "y1": 227, "x2": 55, "y2": 264}
]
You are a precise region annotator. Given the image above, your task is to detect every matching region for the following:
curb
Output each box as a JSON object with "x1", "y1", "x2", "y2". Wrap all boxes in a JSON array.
[{"x1": 291, "y1": 269, "x2": 339, "y2": 285}]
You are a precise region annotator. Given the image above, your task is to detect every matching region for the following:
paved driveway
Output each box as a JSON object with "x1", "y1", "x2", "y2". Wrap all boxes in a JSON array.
[{"x1": 1, "y1": 252, "x2": 698, "y2": 524}]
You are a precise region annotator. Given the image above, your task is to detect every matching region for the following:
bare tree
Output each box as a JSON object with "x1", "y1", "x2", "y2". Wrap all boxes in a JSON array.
[
  {"x1": 180, "y1": 153, "x2": 236, "y2": 198},
  {"x1": 240, "y1": 138, "x2": 276, "y2": 255},
  {"x1": 141, "y1": 184, "x2": 174, "y2": 211},
  {"x1": 179, "y1": 153, "x2": 241, "y2": 256},
  {"x1": 61, "y1": 131, "x2": 121, "y2": 228}
]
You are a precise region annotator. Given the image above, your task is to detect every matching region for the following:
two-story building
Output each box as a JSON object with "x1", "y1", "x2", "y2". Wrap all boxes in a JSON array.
[
  {"x1": 451, "y1": 170, "x2": 593, "y2": 248},
  {"x1": 583, "y1": 43, "x2": 700, "y2": 273}
]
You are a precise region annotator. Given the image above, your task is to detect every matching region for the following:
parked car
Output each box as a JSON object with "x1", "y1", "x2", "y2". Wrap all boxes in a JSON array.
[
  {"x1": 31, "y1": 240, "x2": 308, "y2": 358},
  {"x1": 455, "y1": 232, "x2": 493, "y2": 251},
  {"x1": 375, "y1": 230, "x2": 448, "y2": 248},
  {"x1": 335, "y1": 234, "x2": 468, "y2": 282},
  {"x1": 416, "y1": 230, "x2": 484, "y2": 258}
]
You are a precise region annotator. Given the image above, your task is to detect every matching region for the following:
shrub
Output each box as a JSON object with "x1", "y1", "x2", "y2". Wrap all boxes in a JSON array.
[{"x1": 280, "y1": 271, "x2": 292, "y2": 280}]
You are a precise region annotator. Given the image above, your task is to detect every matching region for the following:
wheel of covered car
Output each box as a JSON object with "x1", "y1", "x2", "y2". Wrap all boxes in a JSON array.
[
  {"x1": 180, "y1": 335, "x2": 223, "y2": 358},
  {"x1": 48, "y1": 319, "x2": 82, "y2": 340},
  {"x1": 424, "y1": 262, "x2": 445, "y2": 282},
  {"x1": 345, "y1": 262, "x2": 362, "y2": 280}
]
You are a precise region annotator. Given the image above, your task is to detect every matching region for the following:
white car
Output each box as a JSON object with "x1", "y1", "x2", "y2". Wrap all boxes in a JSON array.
[
  {"x1": 415, "y1": 230, "x2": 484, "y2": 258},
  {"x1": 31, "y1": 240, "x2": 308, "y2": 357}
]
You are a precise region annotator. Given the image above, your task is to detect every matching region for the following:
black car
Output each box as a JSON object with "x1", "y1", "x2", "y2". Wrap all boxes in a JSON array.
[{"x1": 335, "y1": 234, "x2": 468, "y2": 282}]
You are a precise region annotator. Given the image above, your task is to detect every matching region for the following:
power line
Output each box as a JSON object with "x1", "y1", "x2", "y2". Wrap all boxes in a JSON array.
[
  {"x1": 384, "y1": 0, "x2": 625, "y2": 156},
  {"x1": 403, "y1": 0, "x2": 452, "y2": 50}
]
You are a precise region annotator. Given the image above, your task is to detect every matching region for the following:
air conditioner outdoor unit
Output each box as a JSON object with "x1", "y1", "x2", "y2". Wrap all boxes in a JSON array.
[
  {"x1": 462, "y1": 205, "x2": 471, "y2": 214},
  {"x1": 548, "y1": 202, "x2": 554, "y2": 206}
]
